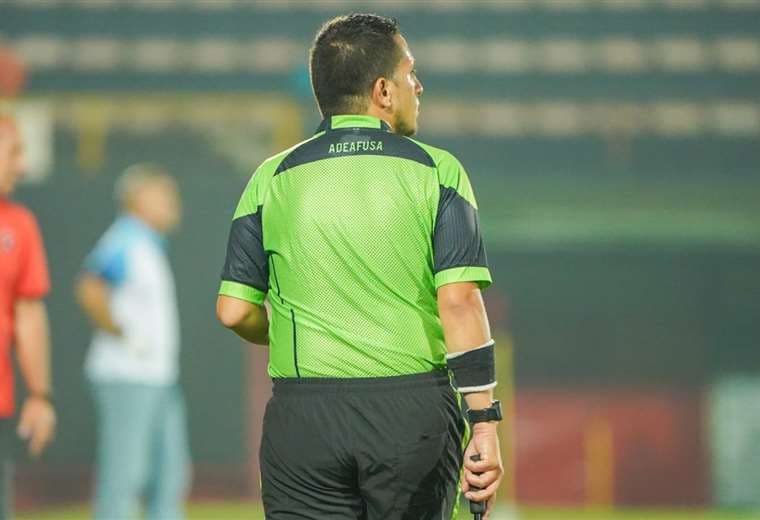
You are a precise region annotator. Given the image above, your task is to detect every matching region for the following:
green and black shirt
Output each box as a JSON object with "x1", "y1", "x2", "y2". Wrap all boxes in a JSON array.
[{"x1": 219, "y1": 114, "x2": 491, "y2": 378}]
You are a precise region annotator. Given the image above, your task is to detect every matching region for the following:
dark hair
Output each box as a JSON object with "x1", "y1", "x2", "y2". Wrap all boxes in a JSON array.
[{"x1": 309, "y1": 13, "x2": 401, "y2": 117}]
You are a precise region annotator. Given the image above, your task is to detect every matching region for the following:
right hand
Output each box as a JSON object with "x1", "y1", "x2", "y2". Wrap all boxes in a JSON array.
[
  {"x1": 462, "y1": 421, "x2": 503, "y2": 518},
  {"x1": 17, "y1": 396, "x2": 56, "y2": 458}
]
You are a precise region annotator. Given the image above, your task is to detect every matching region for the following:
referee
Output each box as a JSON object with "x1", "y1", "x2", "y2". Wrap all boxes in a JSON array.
[{"x1": 217, "y1": 14, "x2": 503, "y2": 519}]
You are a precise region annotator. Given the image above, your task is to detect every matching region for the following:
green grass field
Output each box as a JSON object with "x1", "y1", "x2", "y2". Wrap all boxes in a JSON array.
[{"x1": 16, "y1": 502, "x2": 760, "y2": 520}]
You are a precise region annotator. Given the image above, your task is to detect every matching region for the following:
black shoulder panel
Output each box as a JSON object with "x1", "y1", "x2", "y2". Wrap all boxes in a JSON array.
[
  {"x1": 274, "y1": 130, "x2": 435, "y2": 176},
  {"x1": 220, "y1": 208, "x2": 269, "y2": 292},
  {"x1": 433, "y1": 186, "x2": 488, "y2": 272}
]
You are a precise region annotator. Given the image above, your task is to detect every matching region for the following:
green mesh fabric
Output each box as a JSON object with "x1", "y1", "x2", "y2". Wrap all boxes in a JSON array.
[{"x1": 220, "y1": 115, "x2": 491, "y2": 378}]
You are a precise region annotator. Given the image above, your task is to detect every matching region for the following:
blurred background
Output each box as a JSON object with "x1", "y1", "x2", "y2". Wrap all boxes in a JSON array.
[{"x1": 2, "y1": 0, "x2": 760, "y2": 518}]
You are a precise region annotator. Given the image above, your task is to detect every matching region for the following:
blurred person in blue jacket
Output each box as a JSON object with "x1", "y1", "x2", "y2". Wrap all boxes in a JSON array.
[{"x1": 75, "y1": 164, "x2": 190, "y2": 520}]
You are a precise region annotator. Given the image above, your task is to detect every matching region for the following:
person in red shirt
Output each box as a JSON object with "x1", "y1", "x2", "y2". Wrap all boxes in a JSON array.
[{"x1": 0, "y1": 115, "x2": 55, "y2": 519}]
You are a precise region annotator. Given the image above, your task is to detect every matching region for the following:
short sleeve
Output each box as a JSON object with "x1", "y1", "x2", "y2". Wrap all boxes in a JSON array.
[
  {"x1": 83, "y1": 232, "x2": 127, "y2": 286},
  {"x1": 219, "y1": 173, "x2": 268, "y2": 305},
  {"x1": 432, "y1": 152, "x2": 492, "y2": 290},
  {"x1": 15, "y1": 211, "x2": 50, "y2": 298}
]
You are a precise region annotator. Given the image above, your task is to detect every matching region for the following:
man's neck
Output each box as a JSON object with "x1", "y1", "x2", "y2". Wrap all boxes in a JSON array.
[{"x1": 362, "y1": 107, "x2": 394, "y2": 132}]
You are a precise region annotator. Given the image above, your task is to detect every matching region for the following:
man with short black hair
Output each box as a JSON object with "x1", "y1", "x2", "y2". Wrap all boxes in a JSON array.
[{"x1": 217, "y1": 13, "x2": 503, "y2": 519}]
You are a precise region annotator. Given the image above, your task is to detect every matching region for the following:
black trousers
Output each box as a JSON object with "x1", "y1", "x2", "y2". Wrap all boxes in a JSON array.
[
  {"x1": 0, "y1": 419, "x2": 12, "y2": 520},
  {"x1": 261, "y1": 370, "x2": 466, "y2": 520}
]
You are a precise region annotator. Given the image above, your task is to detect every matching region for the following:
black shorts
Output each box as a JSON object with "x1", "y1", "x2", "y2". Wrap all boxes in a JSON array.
[
  {"x1": 0, "y1": 419, "x2": 12, "y2": 520},
  {"x1": 260, "y1": 370, "x2": 466, "y2": 520}
]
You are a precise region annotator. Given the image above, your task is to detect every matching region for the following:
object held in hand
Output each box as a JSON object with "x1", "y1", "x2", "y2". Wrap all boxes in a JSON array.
[{"x1": 469, "y1": 454, "x2": 486, "y2": 519}]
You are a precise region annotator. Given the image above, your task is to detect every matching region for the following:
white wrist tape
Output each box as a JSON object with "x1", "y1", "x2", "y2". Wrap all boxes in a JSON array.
[{"x1": 446, "y1": 339, "x2": 497, "y2": 394}]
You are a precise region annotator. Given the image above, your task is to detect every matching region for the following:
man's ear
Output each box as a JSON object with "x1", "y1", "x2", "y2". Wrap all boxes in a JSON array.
[{"x1": 372, "y1": 77, "x2": 392, "y2": 111}]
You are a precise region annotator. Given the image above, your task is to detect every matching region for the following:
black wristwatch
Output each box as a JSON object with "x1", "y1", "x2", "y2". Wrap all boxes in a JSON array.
[
  {"x1": 466, "y1": 400, "x2": 502, "y2": 424},
  {"x1": 30, "y1": 392, "x2": 55, "y2": 407}
]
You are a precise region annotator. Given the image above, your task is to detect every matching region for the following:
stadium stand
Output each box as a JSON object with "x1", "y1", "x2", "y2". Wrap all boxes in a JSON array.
[{"x1": 2, "y1": 0, "x2": 758, "y2": 177}]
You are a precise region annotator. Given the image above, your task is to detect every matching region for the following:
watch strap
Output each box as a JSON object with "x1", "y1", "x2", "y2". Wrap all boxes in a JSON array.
[{"x1": 467, "y1": 400, "x2": 502, "y2": 423}]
